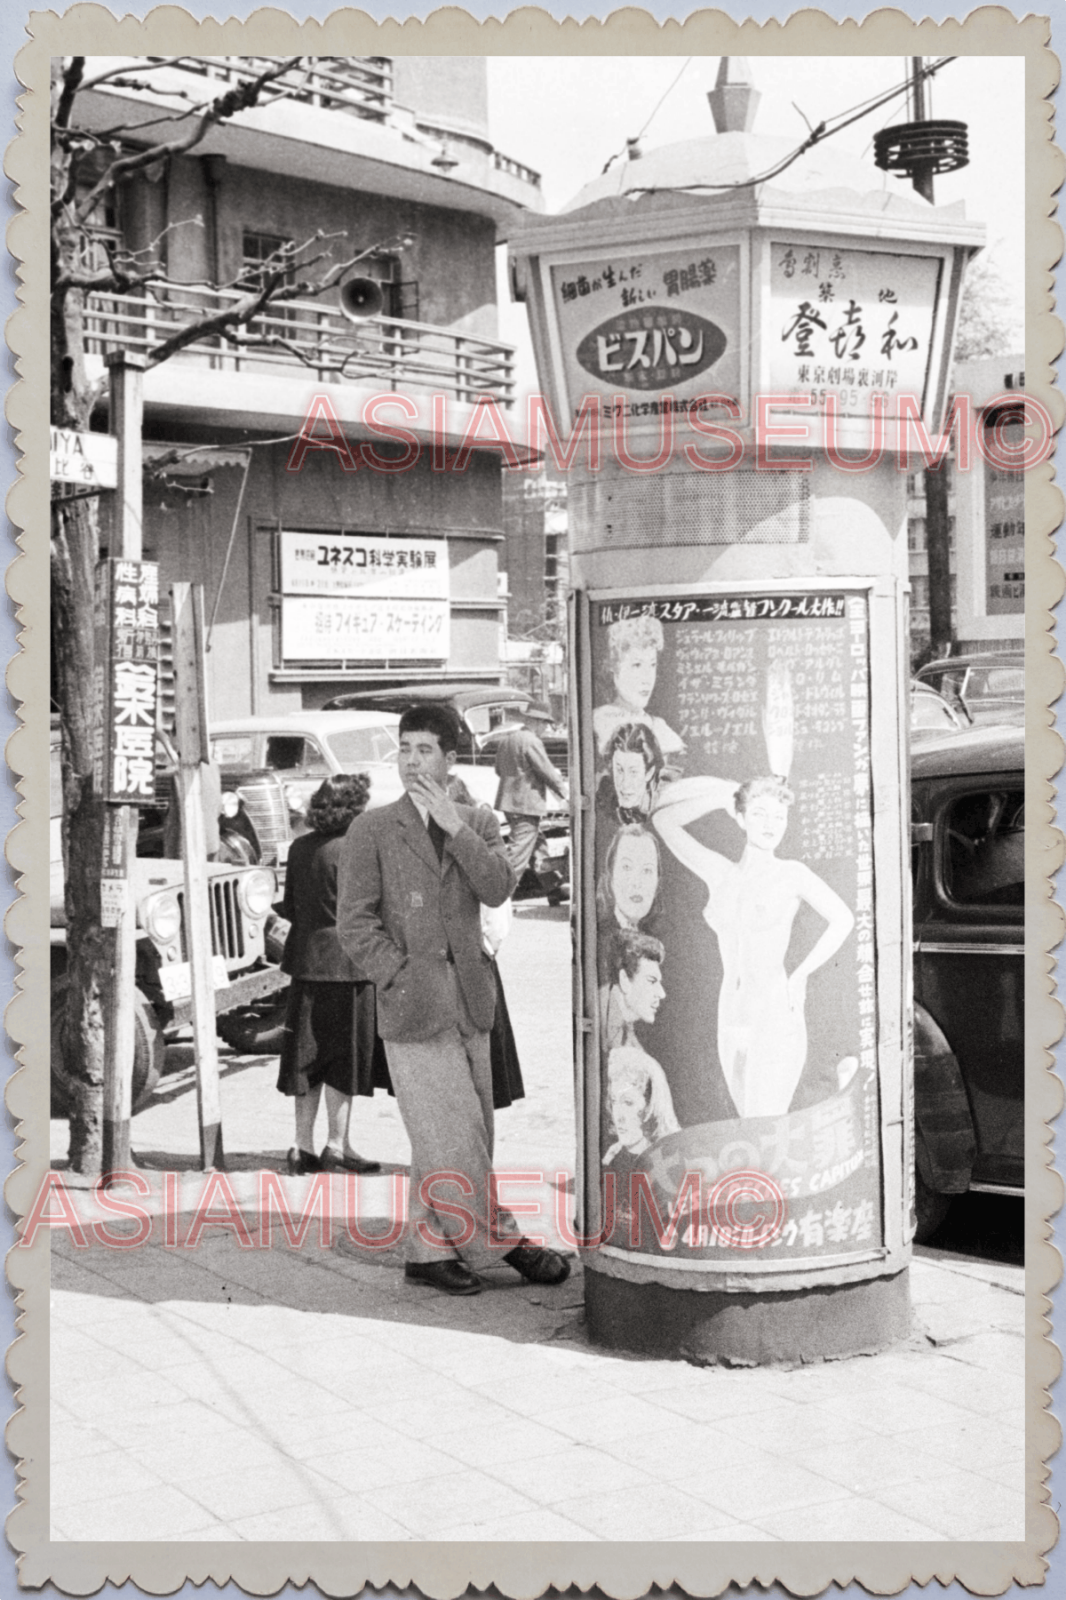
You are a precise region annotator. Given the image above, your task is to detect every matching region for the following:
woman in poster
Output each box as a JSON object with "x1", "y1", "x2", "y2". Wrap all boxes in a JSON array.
[
  {"x1": 651, "y1": 773, "x2": 854, "y2": 1119},
  {"x1": 593, "y1": 613, "x2": 685, "y2": 765},
  {"x1": 596, "y1": 823, "x2": 663, "y2": 937},
  {"x1": 602, "y1": 1043, "x2": 680, "y2": 1168},
  {"x1": 596, "y1": 721, "x2": 665, "y2": 826}
]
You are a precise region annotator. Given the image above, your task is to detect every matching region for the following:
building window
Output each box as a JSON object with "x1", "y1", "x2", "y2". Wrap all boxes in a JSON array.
[
  {"x1": 912, "y1": 576, "x2": 929, "y2": 608},
  {"x1": 241, "y1": 231, "x2": 295, "y2": 329},
  {"x1": 363, "y1": 252, "x2": 419, "y2": 321},
  {"x1": 545, "y1": 532, "x2": 559, "y2": 586},
  {"x1": 908, "y1": 519, "x2": 925, "y2": 552}
]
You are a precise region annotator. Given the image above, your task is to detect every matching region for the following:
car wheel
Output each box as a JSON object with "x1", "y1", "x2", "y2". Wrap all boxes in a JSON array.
[
  {"x1": 217, "y1": 993, "x2": 289, "y2": 1056},
  {"x1": 914, "y1": 1167, "x2": 953, "y2": 1243},
  {"x1": 51, "y1": 977, "x2": 165, "y2": 1117}
]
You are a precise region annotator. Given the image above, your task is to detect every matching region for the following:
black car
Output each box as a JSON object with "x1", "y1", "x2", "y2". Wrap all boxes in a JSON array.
[{"x1": 910, "y1": 723, "x2": 1024, "y2": 1239}]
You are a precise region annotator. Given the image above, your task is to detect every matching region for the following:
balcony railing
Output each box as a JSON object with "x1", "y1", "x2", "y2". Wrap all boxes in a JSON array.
[
  {"x1": 148, "y1": 55, "x2": 394, "y2": 123},
  {"x1": 139, "y1": 57, "x2": 540, "y2": 187},
  {"x1": 84, "y1": 284, "x2": 516, "y2": 407}
]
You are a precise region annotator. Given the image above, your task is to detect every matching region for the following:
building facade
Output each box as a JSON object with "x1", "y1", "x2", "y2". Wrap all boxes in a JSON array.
[{"x1": 73, "y1": 55, "x2": 544, "y2": 717}]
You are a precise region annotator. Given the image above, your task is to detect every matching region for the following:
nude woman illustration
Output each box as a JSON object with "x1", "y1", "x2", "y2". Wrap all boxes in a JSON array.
[{"x1": 651, "y1": 667, "x2": 854, "y2": 1118}]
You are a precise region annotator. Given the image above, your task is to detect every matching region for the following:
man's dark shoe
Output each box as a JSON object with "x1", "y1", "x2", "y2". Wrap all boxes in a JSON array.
[
  {"x1": 320, "y1": 1146, "x2": 381, "y2": 1175},
  {"x1": 286, "y1": 1147, "x2": 323, "y2": 1176},
  {"x1": 404, "y1": 1260, "x2": 482, "y2": 1296},
  {"x1": 503, "y1": 1240, "x2": 571, "y2": 1285}
]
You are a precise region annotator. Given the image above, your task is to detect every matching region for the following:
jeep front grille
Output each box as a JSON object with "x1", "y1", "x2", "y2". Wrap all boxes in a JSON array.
[{"x1": 176, "y1": 879, "x2": 246, "y2": 964}]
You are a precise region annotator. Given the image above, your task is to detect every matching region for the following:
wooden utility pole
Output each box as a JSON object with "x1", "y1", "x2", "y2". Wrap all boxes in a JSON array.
[
  {"x1": 171, "y1": 582, "x2": 226, "y2": 1170},
  {"x1": 910, "y1": 56, "x2": 954, "y2": 660},
  {"x1": 102, "y1": 352, "x2": 146, "y2": 1176}
]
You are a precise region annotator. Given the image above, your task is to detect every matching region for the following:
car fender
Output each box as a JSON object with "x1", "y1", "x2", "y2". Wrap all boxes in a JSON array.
[{"x1": 913, "y1": 1001, "x2": 977, "y2": 1195}]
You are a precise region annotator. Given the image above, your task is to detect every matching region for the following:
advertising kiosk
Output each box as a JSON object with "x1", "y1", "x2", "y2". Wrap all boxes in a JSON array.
[{"x1": 509, "y1": 70, "x2": 983, "y2": 1364}]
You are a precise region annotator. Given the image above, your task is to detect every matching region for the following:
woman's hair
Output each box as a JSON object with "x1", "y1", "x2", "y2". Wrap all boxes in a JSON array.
[
  {"x1": 605, "y1": 720, "x2": 664, "y2": 785},
  {"x1": 606, "y1": 613, "x2": 665, "y2": 678},
  {"x1": 734, "y1": 774, "x2": 794, "y2": 816},
  {"x1": 596, "y1": 824, "x2": 663, "y2": 926},
  {"x1": 307, "y1": 772, "x2": 372, "y2": 837},
  {"x1": 606, "y1": 1045, "x2": 680, "y2": 1141}
]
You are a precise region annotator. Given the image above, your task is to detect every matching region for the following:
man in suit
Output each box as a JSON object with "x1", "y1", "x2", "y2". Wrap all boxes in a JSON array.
[
  {"x1": 493, "y1": 705, "x2": 568, "y2": 904},
  {"x1": 338, "y1": 703, "x2": 570, "y2": 1297}
]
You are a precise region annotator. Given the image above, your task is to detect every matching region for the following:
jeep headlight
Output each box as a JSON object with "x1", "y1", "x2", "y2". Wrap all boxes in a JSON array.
[
  {"x1": 237, "y1": 868, "x2": 275, "y2": 920},
  {"x1": 142, "y1": 890, "x2": 182, "y2": 945}
]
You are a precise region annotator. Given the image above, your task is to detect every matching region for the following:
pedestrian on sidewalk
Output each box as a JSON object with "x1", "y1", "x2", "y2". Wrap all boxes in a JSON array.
[
  {"x1": 277, "y1": 773, "x2": 386, "y2": 1177},
  {"x1": 338, "y1": 703, "x2": 570, "y2": 1297},
  {"x1": 493, "y1": 704, "x2": 568, "y2": 905}
]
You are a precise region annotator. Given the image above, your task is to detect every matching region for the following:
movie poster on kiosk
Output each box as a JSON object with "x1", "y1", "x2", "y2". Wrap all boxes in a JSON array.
[{"x1": 588, "y1": 588, "x2": 883, "y2": 1267}]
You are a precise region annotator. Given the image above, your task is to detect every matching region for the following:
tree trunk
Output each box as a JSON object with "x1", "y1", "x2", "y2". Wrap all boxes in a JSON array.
[{"x1": 51, "y1": 490, "x2": 107, "y2": 1172}]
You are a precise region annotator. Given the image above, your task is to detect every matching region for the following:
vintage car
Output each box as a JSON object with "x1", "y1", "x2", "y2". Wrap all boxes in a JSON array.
[
  {"x1": 915, "y1": 650, "x2": 1025, "y2": 728},
  {"x1": 910, "y1": 722, "x2": 1025, "y2": 1240},
  {"x1": 50, "y1": 724, "x2": 291, "y2": 1113},
  {"x1": 910, "y1": 680, "x2": 964, "y2": 742},
  {"x1": 210, "y1": 710, "x2": 407, "y2": 829}
]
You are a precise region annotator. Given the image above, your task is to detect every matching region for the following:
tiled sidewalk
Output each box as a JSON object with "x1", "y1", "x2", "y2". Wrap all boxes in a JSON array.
[{"x1": 49, "y1": 1221, "x2": 1025, "y2": 1543}]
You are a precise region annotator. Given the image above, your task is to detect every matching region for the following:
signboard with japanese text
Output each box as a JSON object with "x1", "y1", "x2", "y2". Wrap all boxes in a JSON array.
[
  {"x1": 280, "y1": 596, "x2": 450, "y2": 663},
  {"x1": 769, "y1": 243, "x2": 941, "y2": 420},
  {"x1": 279, "y1": 533, "x2": 449, "y2": 600},
  {"x1": 91, "y1": 560, "x2": 160, "y2": 805},
  {"x1": 549, "y1": 243, "x2": 743, "y2": 426},
  {"x1": 49, "y1": 426, "x2": 118, "y2": 489},
  {"x1": 984, "y1": 422, "x2": 1025, "y2": 614},
  {"x1": 586, "y1": 587, "x2": 882, "y2": 1269}
]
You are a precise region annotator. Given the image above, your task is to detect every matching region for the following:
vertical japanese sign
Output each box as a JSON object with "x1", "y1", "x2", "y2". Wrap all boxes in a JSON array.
[
  {"x1": 92, "y1": 559, "x2": 160, "y2": 804},
  {"x1": 588, "y1": 589, "x2": 882, "y2": 1267},
  {"x1": 984, "y1": 420, "x2": 1025, "y2": 614},
  {"x1": 769, "y1": 244, "x2": 941, "y2": 419},
  {"x1": 550, "y1": 244, "x2": 742, "y2": 425}
]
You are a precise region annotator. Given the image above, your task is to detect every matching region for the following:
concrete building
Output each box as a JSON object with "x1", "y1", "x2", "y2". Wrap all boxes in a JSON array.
[
  {"x1": 498, "y1": 469, "x2": 569, "y2": 710},
  {"x1": 72, "y1": 56, "x2": 544, "y2": 715}
]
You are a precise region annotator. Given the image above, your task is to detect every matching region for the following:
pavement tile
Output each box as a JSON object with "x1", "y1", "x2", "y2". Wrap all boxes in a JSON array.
[
  {"x1": 563, "y1": 1480, "x2": 742, "y2": 1541},
  {"x1": 874, "y1": 1465, "x2": 1026, "y2": 1539},
  {"x1": 472, "y1": 1370, "x2": 624, "y2": 1418},
  {"x1": 177, "y1": 1462, "x2": 345, "y2": 1522},
  {"x1": 441, "y1": 1508, "x2": 595, "y2": 1540},
  {"x1": 891, "y1": 1422, "x2": 1025, "y2": 1481},
  {"x1": 803, "y1": 1383, "x2": 984, "y2": 1439},
  {"x1": 228, "y1": 1499, "x2": 412, "y2": 1542},
  {"x1": 639, "y1": 1380, "x2": 804, "y2": 1425},
  {"x1": 799, "y1": 1431, "x2": 953, "y2": 1496},
  {"x1": 362, "y1": 1466, "x2": 541, "y2": 1536},
  {"x1": 311, "y1": 1437, "x2": 464, "y2": 1494},
  {"x1": 51, "y1": 1447, "x2": 168, "y2": 1508},
  {"x1": 360, "y1": 1392, "x2": 519, "y2": 1442},
  {"x1": 682, "y1": 1453, "x2": 844, "y2": 1521},
  {"x1": 59, "y1": 1368, "x2": 192, "y2": 1421},
  {"x1": 487, "y1": 1441, "x2": 656, "y2": 1504},
  {"x1": 894, "y1": 1359, "x2": 1024, "y2": 1417},
  {"x1": 49, "y1": 1422, "x2": 124, "y2": 1465},
  {"x1": 705, "y1": 1401, "x2": 879, "y2": 1459},
  {"x1": 753, "y1": 1499, "x2": 946, "y2": 1541},
  {"x1": 597, "y1": 1420, "x2": 740, "y2": 1480},
  {"x1": 668, "y1": 1524, "x2": 782, "y2": 1541},
  {"x1": 55, "y1": 1483, "x2": 217, "y2": 1541},
  {"x1": 125, "y1": 1426, "x2": 292, "y2": 1482},
  {"x1": 437, "y1": 1417, "x2": 573, "y2": 1470},
  {"x1": 535, "y1": 1393, "x2": 684, "y2": 1444},
  {"x1": 274, "y1": 1414, "x2": 415, "y2": 1464}
]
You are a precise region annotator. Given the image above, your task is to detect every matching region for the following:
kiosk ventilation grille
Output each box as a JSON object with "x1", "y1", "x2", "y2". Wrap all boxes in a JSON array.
[{"x1": 573, "y1": 471, "x2": 810, "y2": 549}]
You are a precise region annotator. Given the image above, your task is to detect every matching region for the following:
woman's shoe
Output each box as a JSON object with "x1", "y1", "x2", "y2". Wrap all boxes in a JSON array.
[
  {"x1": 286, "y1": 1147, "x2": 323, "y2": 1175},
  {"x1": 320, "y1": 1146, "x2": 381, "y2": 1175}
]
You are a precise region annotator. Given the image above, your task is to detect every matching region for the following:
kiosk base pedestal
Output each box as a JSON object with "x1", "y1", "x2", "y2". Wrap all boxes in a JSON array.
[{"x1": 586, "y1": 1265, "x2": 910, "y2": 1365}]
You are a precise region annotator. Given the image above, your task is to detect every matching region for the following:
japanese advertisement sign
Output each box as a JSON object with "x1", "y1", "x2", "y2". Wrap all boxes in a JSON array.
[
  {"x1": 91, "y1": 559, "x2": 160, "y2": 805},
  {"x1": 587, "y1": 588, "x2": 882, "y2": 1268},
  {"x1": 279, "y1": 533, "x2": 449, "y2": 600},
  {"x1": 281, "y1": 597, "x2": 450, "y2": 663},
  {"x1": 984, "y1": 423, "x2": 1025, "y2": 614},
  {"x1": 279, "y1": 533, "x2": 450, "y2": 663},
  {"x1": 550, "y1": 244, "x2": 742, "y2": 424},
  {"x1": 769, "y1": 243, "x2": 940, "y2": 419},
  {"x1": 49, "y1": 426, "x2": 118, "y2": 489}
]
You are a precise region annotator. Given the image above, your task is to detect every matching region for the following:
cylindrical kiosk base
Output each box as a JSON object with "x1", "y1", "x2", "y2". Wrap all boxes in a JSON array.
[{"x1": 586, "y1": 1263, "x2": 911, "y2": 1366}]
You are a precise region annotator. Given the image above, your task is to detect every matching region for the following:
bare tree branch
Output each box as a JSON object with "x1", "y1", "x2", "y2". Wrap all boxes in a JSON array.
[
  {"x1": 77, "y1": 57, "x2": 198, "y2": 93},
  {"x1": 73, "y1": 57, "x2": 304, "y2": 227},
  {"x1": 54, "y1": 57, "x2": 85, "y2": 130}
]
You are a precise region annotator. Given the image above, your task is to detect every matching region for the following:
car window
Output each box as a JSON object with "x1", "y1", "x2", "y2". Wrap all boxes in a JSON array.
[
  {"x1": 972, "y1": 667, "x2": 1024, "y2": 700},
  {"x1": 943, "y1": 788, "x2": 1025, "y2": 907},
  {"x1": 324, "y1": 725, "x2": 399, "y2": 766},
  {"x1": 265, "y1": 735, "x2": 330, "y2": 774},
  {"x1": 910, "y1": 690, "x2": 959, "y2": 732},
  {"x1": 211, "y1": 734, "x2": 256, "y2": 767}
]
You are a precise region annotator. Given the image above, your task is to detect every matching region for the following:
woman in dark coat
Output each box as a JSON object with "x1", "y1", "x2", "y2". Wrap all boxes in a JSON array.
[{"x1": 277, "y1": 773, "x2": 390, "y2": 1176}]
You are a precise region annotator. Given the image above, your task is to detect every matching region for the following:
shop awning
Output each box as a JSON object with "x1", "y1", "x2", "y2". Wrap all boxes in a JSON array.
[{"x1": 142, "y1": 443, "x2": 252, "y2": 476}]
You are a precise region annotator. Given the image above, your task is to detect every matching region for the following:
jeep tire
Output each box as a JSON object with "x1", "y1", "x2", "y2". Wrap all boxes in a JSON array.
[{"x1": 51, "y1": 976, "x2": 165, "y2": 1117}]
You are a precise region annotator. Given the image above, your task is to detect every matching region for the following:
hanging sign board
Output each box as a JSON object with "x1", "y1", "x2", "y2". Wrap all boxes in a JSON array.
[
  {"x1": 99, "y1": 807, "x2": 131, "y2": 928},
  {"x1": 549, "y1": 243, "x2": 743, "y2": 427},
  {"x1": 984, "y1": 422, "x2": 1025, "y2": 615},
  {"x1": 586, "y1": 586, "x2": 882, "y2": 1270},
  {"x1": 92, "y1": 560, "x2": 160, "y2": 804},
  {"x1": 49, "y1": 427, "x2": 118, "y2": 488},
  {"x1": 279, "y1": 533, "x2": 449, "y2": 599},
  {"x1": 768, "y1": 243, "x2": 940, "y2": 421},
  {"x1": 281, "y1": 597, "x2": 450, "y2": 662}
]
